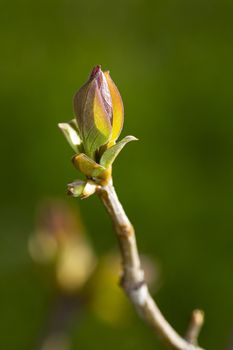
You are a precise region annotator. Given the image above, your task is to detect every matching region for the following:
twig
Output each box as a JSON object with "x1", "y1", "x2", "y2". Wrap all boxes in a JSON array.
[
  {"x1": 185, "y1": 310, "x2": 204, "y2": 346},
  {"x1": 97, "y1": 179, "x2": 205, "y2": 350}
]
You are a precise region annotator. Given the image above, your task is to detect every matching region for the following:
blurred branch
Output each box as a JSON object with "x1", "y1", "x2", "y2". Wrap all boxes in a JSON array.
[
  {"x1": 29, "y1": 200, "x2": 94, "y2": 350},
  {"x1": 97, "y1": 179, "x2": 205, "y2": 350},
  {"x1": 36, "y1": 294, "x2": 83, "y2": 350}
]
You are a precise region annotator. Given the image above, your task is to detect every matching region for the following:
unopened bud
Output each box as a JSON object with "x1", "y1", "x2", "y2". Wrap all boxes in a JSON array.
[
  {"x1": 59, "y1": 66, "x2": 137, "y2": 186},
  {"x1": 67, "y1": 180, "x2": 97, "y2": 199},
  {"x1": 73, "y1": 66, "x2": 124, "y2": 159},
  {"x1": 67, "y1": 180, "x2": 85, "y2": 197}
]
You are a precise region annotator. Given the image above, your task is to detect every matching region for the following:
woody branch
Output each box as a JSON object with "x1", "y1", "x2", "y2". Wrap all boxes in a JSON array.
[{"x1": 97, "y1": 179, "x2": 204, "y2": 350}]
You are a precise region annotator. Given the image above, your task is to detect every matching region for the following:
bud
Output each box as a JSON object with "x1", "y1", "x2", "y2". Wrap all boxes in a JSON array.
[
  {"x1": 59, "y1": 65, "x2": 137, "y2": 184},
  {"x1": 73, "y1": 65, "x2": 124, "y2": 159},
  {"x1": 67, "y1": 180, "x2": 86, "y2": 197},
  {"x1": 67, "y1": 180, "x2": 97, "y2": 199}
]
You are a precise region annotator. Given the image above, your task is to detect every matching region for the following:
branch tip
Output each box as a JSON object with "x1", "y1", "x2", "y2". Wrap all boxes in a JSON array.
[{"x1": 186, "y1": 309, "x2": 205, "y2": 345}]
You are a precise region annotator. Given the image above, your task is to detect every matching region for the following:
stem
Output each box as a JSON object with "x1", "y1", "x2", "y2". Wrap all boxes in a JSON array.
[
  {"x1": 98, "y1": 179, "x2": 204, "y2": 350},
  {"x1": 36, "y1": 293, "x2": 83, "y2": 350},
  {"x1": 185, "y1": 310, "x2": 204, "y2": 345}
]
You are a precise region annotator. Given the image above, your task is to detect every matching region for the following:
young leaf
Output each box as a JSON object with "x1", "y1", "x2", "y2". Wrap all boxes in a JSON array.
[
  {"x1": 100, "y1": 135, "x2": 138, "y2": 168},
  {"x1": 72, "y1": 153, "x2": 106, "y2": 177},
  {"x1": 58, "y1": 120, "x2": 82, "y2": 153},
  {"x1": 104, "y1": 71, "x2": 124, "y2": 143}
]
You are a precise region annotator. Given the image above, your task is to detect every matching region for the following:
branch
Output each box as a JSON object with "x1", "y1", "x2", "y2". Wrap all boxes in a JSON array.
[
  {"x1": 97, "y1": 179, "x2": 204, "y2": 350},
  {"x1": 36, "y1": 294, "x2": 83, "y2": 350},
  {"x1": 185, "y1": 309, "x2": 204, "y2": 346}
]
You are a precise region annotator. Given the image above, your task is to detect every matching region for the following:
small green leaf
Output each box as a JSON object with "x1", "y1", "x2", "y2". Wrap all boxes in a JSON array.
[
  {"x1": 58, "y1": 120, "x2": 82, "y2": 153},
  {"x1": 100, "y1": 135, "x2": 138, "y2": 168},
  {"x1": 72, "y1": 153, "x2": 106, "y2": 177}
]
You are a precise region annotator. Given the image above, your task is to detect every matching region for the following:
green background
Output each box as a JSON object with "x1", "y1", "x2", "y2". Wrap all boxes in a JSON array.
[{"x1": 1, "y1": 0, "x2": 233, "y2": 349}]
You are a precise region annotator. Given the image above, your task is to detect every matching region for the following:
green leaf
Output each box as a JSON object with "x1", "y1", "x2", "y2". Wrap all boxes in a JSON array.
[
  {"x1": 100, "y1": 135, "x2": 138, "y2": 168},
  {"x1": 72, "y1": 153, "x2": 106, "y2": 177},
  {"x1": 58, "y1": 119, "x2": 82, "y2": 153}
]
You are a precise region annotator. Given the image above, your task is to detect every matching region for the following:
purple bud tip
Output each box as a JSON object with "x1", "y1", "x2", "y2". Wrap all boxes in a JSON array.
[{"x1": 90, "y1": 65, "x2": 101, "y2": 80}]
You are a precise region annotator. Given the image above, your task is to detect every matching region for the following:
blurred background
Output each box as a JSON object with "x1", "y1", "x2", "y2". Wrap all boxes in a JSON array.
[{"x1": 1, "y1": 0, "x2": 233, "y2": 349}]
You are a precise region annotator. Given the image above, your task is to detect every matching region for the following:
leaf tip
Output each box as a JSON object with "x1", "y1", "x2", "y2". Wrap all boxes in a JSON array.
[{"x1": 126, "y1": 135, "x2": 138, "y2": 141}]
